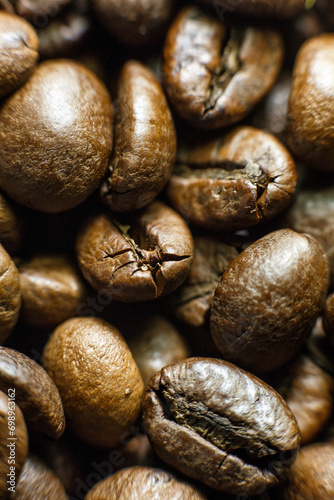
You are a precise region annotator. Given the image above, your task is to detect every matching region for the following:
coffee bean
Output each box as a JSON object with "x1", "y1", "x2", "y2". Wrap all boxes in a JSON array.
[
  {"x1": 100, "y1": 60, "x2": 176, "y2": 213},
  {"x1": 0, "y1": 244, "x2": 21, "y2": 344},
  {"x1": 288, "y1": 34, "x2": 334, "y2": 171},
  {"x1": 0, "y1": 11, "x2": 39, "y2": 99},
  {"x1": 15, "y1": 455, "x2": 67, "y2": 500},
  {"x1": 0, "y1": 59, "x2": 113, "y2": 213},
  {"x1": 167, "y1": 126, "x2": 297, "y2": 230},
  {"x1": 283, "y1": 355, "x2": 334, "y2": 445},
  {"x1": 0, "y1": 347, "x2": 65, "y2": 439},
  {"x1": 275, "y1": 442, "x2": 334, "y2": 499},
  {"x1": 76, "y1": 201, "x2": 193, "y2": 302},
  {"x1": 143, "y1": 357, "x2": 300, "y2": 496},
  {"x1": 0, "y1": 192, "x2": 23, "y2": 254},
  {"x1": 163, "y1": 6, "x2": 283, "y2": 129},
  {"x1": 0, "y1": 389, "x2": 28, "y2": 497},
  {"x1": 42, "y1": 317, "x2": 144, "y2": 448},
  {"x1": 199, "y1": 0, "x2": 307, "y2": 18},
  {"x1": 210, "y1": 229, "x2": 329, "y2": 373},
  {"x1": 19, "y1": 254, "x2": 87, "y2": 330},
  {"x1": 92, "y1": 0, "x2": 175, "y2": 48},
  {"x1": 4, "y1": 0, "x2": 71, "y2": 23},
  {"x1": 85, "y1": 466, "x2": 207, "y2": 500}
]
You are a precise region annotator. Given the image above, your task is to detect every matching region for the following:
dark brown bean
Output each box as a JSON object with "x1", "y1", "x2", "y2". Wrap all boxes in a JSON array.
[
  {"x1": 85, "y1": 466, "x2": 206, "y2": 500},
  {"x1": 202, "y1": 0, "x2": 307, "y2": 18},
  {"x1": 0, "y1": 59, "x2": 113, "y2": 213},
  {"x1": 76, "y1": 201, "x2": 194, "y2": 302},
  {"x1": 0, "y1": 192, "x2": 23, "y2": 254},
  {"x1": 163, "y1": 6, "x2": 283, "y2": 129},
  {"x1": 288, "y1": 34, "x2": 334, "y2": 171},
  {"x1": 0, "y1": 11, "x2": 39, "y2": 99},
  {"x1": 210, "y1": 229, "x2": 329, "y2": 373},
  {"x1": 323, "y1": 293, "x2": 334, "y2": 348},
  {"x1": 14, "y1": 455, "x2": 67, "y2": 500},
  {"x1": 42, "y1": 317, "x2": 144, "y2": 448},
  {"x1": 167, "y1": 126, "x2": 297, "y2": 231},
  {"x1": 0, "y1": 347, "x2": 65, "y2": 439},
  {"x1": 277, "y1": 443, "x2": 334, "y2": 499},
  {"x1": 143, "y1": 357, "x2": 300, "y2": 496},
  {"x1": 0, "y1": 244, "x2": 21, "y2": 344},
  {"x1": 100, "y1": 60, "x2": 176, "y2": 213},
  {"x1": 19, "y1": 254, "x2": 87, "y2": 330}
]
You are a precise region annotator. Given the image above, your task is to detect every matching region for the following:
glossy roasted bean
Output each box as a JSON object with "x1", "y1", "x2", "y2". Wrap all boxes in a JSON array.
[
  {"x1": 0, "y1": 244, "x2": 21, "y2": 344},
  {"x1": 210, "y1": 229, "x2": 329, "y2": 373},
  {"x1": 143, "y1": 357, "x2": 300, "y2": 496},
  {"x1": 163, "y1": 6, "x2": 283, "y2": 129}
]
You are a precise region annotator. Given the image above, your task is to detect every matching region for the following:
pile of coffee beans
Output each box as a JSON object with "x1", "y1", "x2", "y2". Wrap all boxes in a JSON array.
[{"x1": 0, "y1": 0, "x2": 333, "y2": 498}]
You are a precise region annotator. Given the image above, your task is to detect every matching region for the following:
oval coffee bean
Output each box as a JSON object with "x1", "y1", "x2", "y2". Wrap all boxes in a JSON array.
[
  {"x1": 0, "y1": 11, "x2": 39, "y2": 99},
  {"x1": 288, "y1": 34, "x2": 334, "y2": 171},
  {"x1": 19, "y1": 254, "x2": 87, "y2": 330},
  {"x1": 210, "y1": 229, "x2": 329, "y2": 373},
  {"x1": 92, "y1": 0, "x2": 174, "y2": 48},
  {"x1": 42, "y1": 317, "x2": 144, "y2": 448},
  {"x1": 0, "y1": 389, "x2": 28, "y2": 497},
  {"x1": 163, "y1": 6, "x2": 283, "y2": 129},
  {"x1": 0, "y1": 59, "x2": 113, "y2": 213},
  {"x1": 4, "y1": 0, "x2": 71, "y2": 22},
  {"x1": 100, "y1": 60, "x2": 176, "y2": 213},
  {"x1": 76, "y1": 201, "x2": 193, "y2": 302},
  {"x1": 277, "y1": 442, "x2": 334, "y2": 499},
  {"x1": 0, "y1": 192, "x2": 23, "y2": 254},
  {"x1": 167, "y1": 126, "x2": 297, "y2": 231},
  {"x1": 0, "y1": 244, "x2": 21, "y2": 344},
  {"x1": 15, "y1": 455, "x2": 67, "y2": 500},
  {"x1": 0, "y1": 347, "x2": 65, "y2": 439},
  {"x1": 143, "y1": 357, "x2": 300, "y2": 496},
  {"x1": 85, "y1": 466, "x2": 207, "y2": 500}
]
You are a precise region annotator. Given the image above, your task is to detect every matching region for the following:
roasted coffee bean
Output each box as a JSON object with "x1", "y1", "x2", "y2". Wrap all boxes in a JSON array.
[
  {"x1": 279, "y1": 184, "x2": 334, "y2": 285},
  {"x1": 14, "y1": 455, "x2": 67, "y2": 500},
  {"x1": 0, "y1": 347, "x2": 65, "y2": 439},
  {"x1": 85, "y1": 466, "x2": 207, "y2": 500},
  {"x1": 0, "y1": 59, "x2": 113, "y2": 213},
  {"x1": 210, "y1": 229, "x2": 329, "y2": 374},
  {"x1": 276, "y1": 442, "x2": 334, "y2": 499},
  {"x1": 0, "y1": 389, "x2": 28, "y2": 497},
  {"x1": 283, "y1": 355, "x2": 334, "y2": 445},
  {"x1": 163, "y1": 6, "x2": 283, "y2": 129},
  {"x1": 100, "y1": 60, "x2": 176, "y2": 213},
  {"x1": 0, "y1": 244, "x2": 21, "y2": 344},
  {"x1": 198, "y1": 0, "x2": 306, "y2": 18},
  {"x1": 125, "y1": 314, "x2": 189, "y2": 385},
  {"x1": 323, "y1": 293, "x2": 334, "y2": 348},
  {"x1": 288, "y1": 34, "x2": 334, "y2": 171},
  {"x1": 0, "y1": 11, "x2": 39, "y2": 99},
  {"x1": 167, "y1": 126, "x2": 297, "y2": 231},
  {"x1": 76, "y1": 201, "x2": 193, "y2": 302},
  {"x1": 19, "y1": 254, "x2": 87, "y2": 330},
  {"x1": 143, "y1": 357, "x2": 300, "y2": 496},
  {"x1": 92, "y1": 0, "x2": 174, "y2": 49},
  {"x1": 42, "y1": 317, "x2": 144, "y2": 448},
  {"x1": 168, "y1": 234, "x2": 240, "y2": 328},
  {"x1": 0, "y1": 192, "x2": 23, "y2": 254}
]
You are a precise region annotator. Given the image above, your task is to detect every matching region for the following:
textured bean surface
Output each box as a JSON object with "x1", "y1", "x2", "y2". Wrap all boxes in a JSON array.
[
  {"x1": 42, "y1": 317, "x2": 144, "y2": 448},
  {"x1": 0, "y1": 59, "x2": 113, "y2": 213},
  {"x1": 0, "y1": 244, "x2": 21, "y2": 344},
  {"x1": 143, "y1": 358, "x2": 300, "y2": 496},
  {"x1": 210, "y1": 229, "x2": 329, "y2": 373},
  {"x1": 85, "y1": 466, "x2": 207, "y2": 500},
  {"x1": 0, "y1": 347, "x2": 65, "y2": 439},
  {"x1": 77, "y1": 201, "x2": 193, "y2": 302},
  {"x1": 101, "y1": 60, "x2": 176, "y2": 213},
  {"x1": 167, "y1": 126, "x2": 297, "y2": 230},
  {"x1": 163, "y1": 6, "x2": 283, "y2": 129}
]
